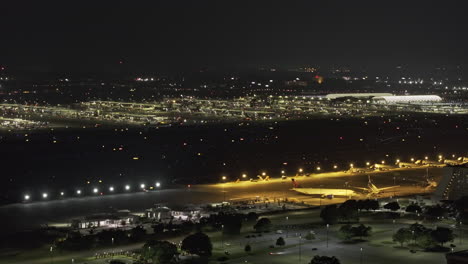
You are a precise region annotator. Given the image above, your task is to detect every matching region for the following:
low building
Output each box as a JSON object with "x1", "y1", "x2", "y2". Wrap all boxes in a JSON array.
[
  {"x1": 73, "y1": 210, "x2": 138, "y2": 229},
  {"x1": 146, "y1": 206, "x2": 171, "y2": 221}
]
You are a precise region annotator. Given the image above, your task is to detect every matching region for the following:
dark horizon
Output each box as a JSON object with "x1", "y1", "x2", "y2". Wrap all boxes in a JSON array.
[{"x1": 1, "y1": 0, "x2": 467, "y2": 74}]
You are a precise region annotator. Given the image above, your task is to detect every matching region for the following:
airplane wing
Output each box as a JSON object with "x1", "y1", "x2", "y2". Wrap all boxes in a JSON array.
[
  {"x1": 354, "y1": 187, "x2": 370, "y2": 192},
  {"x1": 378, "y1": 186, "x2": 400, "y2": 191}
]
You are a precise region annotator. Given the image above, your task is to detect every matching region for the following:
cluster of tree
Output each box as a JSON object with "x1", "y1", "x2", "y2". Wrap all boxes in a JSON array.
[
  {"x1": 197, "y1": 212, "x2": 258, "y2": 235},
  {"x1": 181, "y1": 232, "x2": 213, "y2": 257},
  {"x1": 253, "y1": 218, "x2": 272, "y2": 232},
  {"x1": 141, "y1": 240, "x2": 178, "y2": 264},
  {"x1": 383, "y1": 201, "x2": 400, "y2": 211},
  {"x1": 338, "y1": 224, "x2": 372, "y2": 241},
  {"x1": 405, "y1": 203, "x2": 422, "y2": 213},
  {"x1": 320, "y1": 200, "x2": 363, "y2": 224},
  {"x1": 276, "y1": 237, "x2": 285, "y2": 246},
  {"x1": 310, "y1": 255, "x2": 341, "y2": 264},
  {"x1": 57, "y1": 226, "x2": 148, "y2": 251},
  {"x1": 393, "y1": 223, "x2": 454, "y2": 249}
]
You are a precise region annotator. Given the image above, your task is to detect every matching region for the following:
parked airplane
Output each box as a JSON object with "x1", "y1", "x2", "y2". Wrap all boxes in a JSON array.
[{"x1": 353, "y1": 175, "x2": 399, "y2": 196}]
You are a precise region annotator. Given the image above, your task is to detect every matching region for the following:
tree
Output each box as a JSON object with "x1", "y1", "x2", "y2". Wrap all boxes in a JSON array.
[
  {"x1": 353, "y1": 224, "x2": 372, "y2": 240},
  {"x1": 339, "y1": 200, "x2": 359, "y2": 223},
  {"x1": 130, "y1": 225, "x2": 147, "y2": 241},
  {"x1": 253, "y1": 218, "x2": 272, "y2": 232},
  {"x1": 338, "y1": 224, "x2": 371, "y2": 241},
  {"x1": 338, "y1": 225, "x2": 354, "y2": 240},
  {"x1": 222, "y1": 215, "x2": 242, "y2": 235},
  {"x1": 305, "y1": 232, "x2": 316, "y2": 240},
  {"x1": 368, "y1": 200, "x2": 380, "y2": 211},
  {"x1": 416, "y1": 231, "x2": 436, "y2": 249},
  {"x1": 384, "y1": 202, "x2": 400, "y2": 211},
  {"x1": 425, "y1": 205, "x2": 446, "y2": 218},
  {"x1": 181, "y1": 232, "x2": 212, "y2": 257},
  {"x1": 246, "y1": 212, "x2": 259, "y2": 222},
  {"x1": 406, "y1": 203, "x2": 422, "y2": 214},
  {"x1": 310, "y1": 255, "x2": 341, "y2": 264},
  {"x1": 276, "y1": 237, "x2": 285, "y2": 246},
  {"x1": 320, "y1": 205, "x2": 339, "y2": 224},
  {"x1": 244, "y1": 244, "x2": 251, "y2": 253},
  {"x1": 431, "y1": 227, "x2": 454, "y2": 246},
  {"x1": 393, "y1": 228, "x2": 412, "y2": 246},
  {"x1": 142, "y1": 240, "x2": 178, "y2": 264}
]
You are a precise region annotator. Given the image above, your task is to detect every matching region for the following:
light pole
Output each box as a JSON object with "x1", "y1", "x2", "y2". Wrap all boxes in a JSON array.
[
  {"x1": 111, "y1": 237, "x2": 114, "y2": 259},
  {"x1": 221, "y1": 176, "x2": 227, "y2": 202},
  {"x1": 460, "y1": 221, "x2": 463, "y2": 245},
  {"x1": 50, "y1": 246, "x2": 53, "y2": 264},
  {"x1": 392, "y1": 219, "x2": 396, "y2": 236},
  {"x1": 221, "y1": 224, "x2": 225, "y2": 250},
  {"x1": 360, "y1": 247, "x2": 363, "y2": 264},
  {"x1": 286, "y1": 216, "x2": 289, "y2": 238},
  {"x1": 326, "y1": 224, "x2": 329, "y2": 248},
  {"x1": 299, "y1": 234, "x2": 302, "y2": 262}
]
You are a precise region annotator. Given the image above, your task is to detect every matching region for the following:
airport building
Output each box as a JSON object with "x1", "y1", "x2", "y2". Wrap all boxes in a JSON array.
[
  {"x1": 325, "y1": 93, "x2": 393, "y2": 100},
  {"x1": 372, "y1": 95, "x2": 442, "y2": 104},
  {"x1": 434, "y1": 164, "x2": 468, "y2": 200}
]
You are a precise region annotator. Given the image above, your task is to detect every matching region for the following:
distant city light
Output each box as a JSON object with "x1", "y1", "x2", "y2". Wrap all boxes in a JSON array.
[
  {"x1": 60, "y1": 192, "x2": 64, "y2": 196},
  {"x1": 76, "y1": 190, "x2": 81, "y2": 195},
  {"x1": 93, "y1": 188, "x2": 98, "y2": 193},
  {"x1": 140, "y1": 184, "x2": 145, "y2": 189},
  {"x1": 155, "y1": 182, "x2": 161, "y2": 188},
  {"x1": 125, "y1": 185, "x2": 130, "y2": 190},
  {"x1": 24, "y1": 194, "x2": 30, "y2": 200},
  {"x1": 109, "y1": 186, "x2": 114, "y2": 192},
  {"x1": 42, "y1": 193, "x2": 48, "y2": 198}
]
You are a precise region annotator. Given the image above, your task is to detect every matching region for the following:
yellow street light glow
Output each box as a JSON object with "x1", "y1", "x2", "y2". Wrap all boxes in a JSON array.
[
  {"x1": 350, "y1": 163, "x2": 354, "y2": 168},
  {"x1": 299, "y1": 168, "x2": 303, "y2": 173},
  {"x1": 381, "y1": 160, "x2": 385, "y2": 164},
  {"x1": 242, "y1": 174, "x2": 247, "y2": 178},
  {"x1": 262, "y1": 172, "x2": 266, "y2": 176},
  {"x1": 425, "y1": 156, "x2": 428, "y2": 160},
  {"x1": 438, "y1": 155, "x2": 443, "y2": 159},
  {"x1": 366, "y1": 162, "x2": 370, "y2": 166},
  {"x1": 222, "y1": 176, "x2": 227, "y2": 180},
  {"x1": 281, "y1": 170, "x2": 285, "y2": 174},
  {"x1": 333, "y1": 165, "x2": 338, "y2": 169},
  {"x1": 396, "y1": 159, "x2": 400, "y2": 163},
  {"x1": 411, "y1": 158, "x2": 415, "y2": 162},
  {"x1": 316, "y1": 167, "x2": 321, "y2": 171}
]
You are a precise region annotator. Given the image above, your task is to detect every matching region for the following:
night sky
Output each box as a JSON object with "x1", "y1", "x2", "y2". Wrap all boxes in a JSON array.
[{"x1": 1, "y1": 1, "x2": 467, "y2": 73}]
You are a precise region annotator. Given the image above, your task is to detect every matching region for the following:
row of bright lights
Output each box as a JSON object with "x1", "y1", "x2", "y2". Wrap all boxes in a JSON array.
[
  {"x1": 219, "y1": 155, "x2": 451, "y2": 181},
  {"x1": 23, "y1": 182, "x2": 161, "y2": 201}
]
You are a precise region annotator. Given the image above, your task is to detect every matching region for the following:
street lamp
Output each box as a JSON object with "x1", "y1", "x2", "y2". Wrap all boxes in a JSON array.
[
  {"x1": 93, "y1": 188, "x2": 98, "y2": 194},
  {"x1": 24, "y1": 194, "x2": 30, "y2": 201},
  {"x1": 60, "y1": 192, "x2": 64, "y2": 196},
  {"x1": 286, "y1": 216, "x2": 289, "y2": 238},
  {"x1": 76, "y1": 189, "x2": 81, "y2": 195},
  {"x1": 316, "y1": 166, "x2": 321, "y2": 171},
  {"x1": 109, "y1": 186, "x2": 114, "y2": 192},
  {"x1": 42, "y1": 193, "x2": 48, "y2": 199},
  {"x1": 222, "y1": 176, "x2": 227, "y2": 202},
  {"x1": 125, "y1": 185, "x2": 130, "y2": 191},
  {"x1": 242, "y1": 173, "x2": 247, "y2": 178},
  {"x1": 360, "y1": 247, "x2": 363, "y2": 264},
  {"x1": 298, "y1": 168, "x2": 303, "y2": 173},
  {"x1": 326, "y1": 224, "x2": 329, "y2": 248},
  {"x1": 140, "y1": 183, "x2": 146, "y2": 189},
  {"x1": 333, "y1": 165, "x2": 338, "y2": 169},
  {"x1": 156, "y1": 182, "x2": 161, "y2": 188}
]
